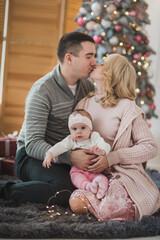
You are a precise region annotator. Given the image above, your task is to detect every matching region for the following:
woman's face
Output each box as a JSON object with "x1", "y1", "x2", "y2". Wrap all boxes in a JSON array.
[{"x1": 90, "y1": 63, "x2": 105, "y2": 84}]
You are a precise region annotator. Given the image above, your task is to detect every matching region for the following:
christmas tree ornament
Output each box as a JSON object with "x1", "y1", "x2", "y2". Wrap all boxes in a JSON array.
[
  {"x1": 109, "y1": 36, "x2": 119, "y2": 45},
  {"x1": 91, "y1": 2, "x2": 102, "y2": 15},
  {"x1": 93, "y1": 23, "x2": 101, "y2": 31},
  {"x1": 101, "y1": 19, "x2": 111, "y2": 29},
  {"x1": 86, "y1": 21, "x2": 96, "y2": 31},
  {"x1": 77, "y1": 16, "x2": 85, "y2": 26},
  {"x1": 129, "y1": 10, "x2": 136, "y2": 17},
  {"x1": 79, "y1": 7, "x2": 88, "y2": 15},
  {"x1": 136, "y1": 35, "x2": 142, "y2": 42},
  {"x1": 148, "y1": 103, "x2": 156, "y2": 110},
  {"x1": 106, "y1": 4, "x2": 117, "y2": 14},
  {"x1": 141, "y1": 104, "x2": 149, "y2": 114},
  {"x1": 145, "y1": 39, "x2": 149, "y2": 44},
  {"x1": 93, "y1": 35, "x2": 103, "y2": 44},
  {"x1": 144, "y1": 52, "x2": 150, "y2": 57},
  {"x1": 133, "y1": 53, "x2": 141, "y2": 60},
  {"x1": 114, "y1": 25, "x2": 122, "y2": 31},
  {"x1": 119, "y1": 16, "x2": 128, "y2": 25}
]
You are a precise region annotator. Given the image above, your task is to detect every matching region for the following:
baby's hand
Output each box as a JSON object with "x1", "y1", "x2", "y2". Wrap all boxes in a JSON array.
[
  {"x1": 90, "y1": 146, "x2": 105, "y2": 156},
  {"x1": 42, "y1": 151, "x2": 56, "y2": 168}
]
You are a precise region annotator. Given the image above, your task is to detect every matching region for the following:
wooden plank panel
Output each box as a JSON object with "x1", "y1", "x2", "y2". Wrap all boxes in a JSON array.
[
  {"x1": 64, "y1": 0, "x2": 82, "y2": 33},
  {"x1": 1, "y1": 0, "x2": 65, "y2": 134}
]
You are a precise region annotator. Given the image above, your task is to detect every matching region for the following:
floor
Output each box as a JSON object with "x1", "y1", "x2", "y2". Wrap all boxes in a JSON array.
[{"x1": 0, "y1": 237, "x2": 160, "y2": 240}]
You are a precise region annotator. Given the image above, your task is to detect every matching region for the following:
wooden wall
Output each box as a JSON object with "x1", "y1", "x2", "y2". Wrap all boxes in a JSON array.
[{"x1": 0, "y1": 0, "x2": 82, "y2": 134}]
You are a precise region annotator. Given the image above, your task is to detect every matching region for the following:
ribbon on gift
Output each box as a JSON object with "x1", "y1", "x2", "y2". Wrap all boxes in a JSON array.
[{"x1": 1, "y1": 131, "x2": 18, "y2": 157}]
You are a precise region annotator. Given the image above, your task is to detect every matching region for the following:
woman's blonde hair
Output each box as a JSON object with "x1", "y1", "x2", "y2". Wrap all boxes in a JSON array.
[{"x1": 92, "y1": 53, "x2": 137, "y2": 107}]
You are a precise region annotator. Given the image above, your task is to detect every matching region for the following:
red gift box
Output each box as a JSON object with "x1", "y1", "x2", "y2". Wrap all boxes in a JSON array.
[
  {"x1": 0, "y1": 131, "x2": 18, "y2": 157},
  {"x1": 0, "y1": 157, "x2": 16, "y2": 176},
  {"x1": 0, "y1": 138, "x2": 17, "y2": 157}
]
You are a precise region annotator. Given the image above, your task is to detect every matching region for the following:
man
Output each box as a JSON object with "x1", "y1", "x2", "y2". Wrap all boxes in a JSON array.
[{"x1": 0, "y1": 32, "x2": 97, "y2": 206}]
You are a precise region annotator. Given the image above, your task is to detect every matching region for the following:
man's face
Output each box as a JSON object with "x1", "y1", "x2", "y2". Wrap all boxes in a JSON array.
[{"x1": 71, "y1": 41, "x2": 97, "y2": 79}]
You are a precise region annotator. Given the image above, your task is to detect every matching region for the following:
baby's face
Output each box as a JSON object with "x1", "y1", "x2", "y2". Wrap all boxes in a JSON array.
[{"x1": 70, "y1": 123, "x2": 91, "y2": 142}]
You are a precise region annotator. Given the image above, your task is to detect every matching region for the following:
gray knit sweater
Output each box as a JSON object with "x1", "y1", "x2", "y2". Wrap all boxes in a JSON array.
[{"x1": 17, "y1": 64, "x2": 94, "y2": 163}]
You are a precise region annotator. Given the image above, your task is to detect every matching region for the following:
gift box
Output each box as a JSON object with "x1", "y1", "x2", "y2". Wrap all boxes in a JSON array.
[
  {"x1": 0, "y1": 138, "x2": 17, "y2": 157},
  {"x1": 0, "y1": 157, "x2": 16, "y2": 176},
  {"x1": 0, "y1": 131, "x2": 18, "y2": 157}
]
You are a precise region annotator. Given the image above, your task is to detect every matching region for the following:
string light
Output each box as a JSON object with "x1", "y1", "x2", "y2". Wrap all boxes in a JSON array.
[
  {"x1": 113, "y1": 11, "x2": 118, "y2": 15},
  {"x1": 45, "y1": 190, "x2": 98, "y2": 221},
  {"x1": 140, "y1": 99, "x2": 145, "y2": 105},
  {"x1": 136, "y1": 88, "x2": 140, "y2": 94}
]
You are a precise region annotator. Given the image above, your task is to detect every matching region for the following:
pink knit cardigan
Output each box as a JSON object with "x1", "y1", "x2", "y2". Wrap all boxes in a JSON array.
[{"x1": 77, "y1": 97, "x2": 160, "y2": 220}]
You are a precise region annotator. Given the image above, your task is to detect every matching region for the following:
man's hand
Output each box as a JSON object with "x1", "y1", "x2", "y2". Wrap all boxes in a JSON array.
[
  {"x1": 70, "y1": 149, "x2": 99, "y2": 170},
  {"x1": 87, "y1": 155, "x2": 109, "y2": 173}
]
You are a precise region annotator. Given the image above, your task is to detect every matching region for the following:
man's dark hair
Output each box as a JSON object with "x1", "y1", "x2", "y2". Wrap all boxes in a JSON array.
[{"x1": 57, "y1": 31, "x2": 94, "y2": 63}]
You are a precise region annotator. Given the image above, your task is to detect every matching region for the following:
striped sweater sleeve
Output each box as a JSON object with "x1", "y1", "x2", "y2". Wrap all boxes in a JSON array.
[{"x1": 24, "y1": 85, "x2": 54, "y2": 160}]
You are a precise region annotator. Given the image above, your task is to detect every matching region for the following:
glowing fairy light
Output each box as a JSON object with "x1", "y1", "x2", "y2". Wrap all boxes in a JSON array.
[
  {"x1": 138, "y1": 71, "x2": 142, "y2": 76},
  {"x1": 140, "y1": 99, "x2": 145, "y2": 105},
  {"x1": 125, "y1": 11, "x2": 129, "y2": 15},
  {"x1": 138, "y1": 61, "x2": 142, "y2": 66},
  {"x1": 136, "y1": 88, "x2": 140, "y2": 94},
  {"x1": 144, "y1": 62, "x2": 149, "y2": 68},
  {"x1": 113, "y1": 11, "x2": 118, "y2": 15},
  {"x1": 119, "y1": 42, "x2": 123, "y2": 46}
]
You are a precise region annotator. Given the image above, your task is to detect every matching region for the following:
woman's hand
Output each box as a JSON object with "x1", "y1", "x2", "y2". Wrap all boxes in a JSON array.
[
  {"x1": 70, "y1": 149, "x2": 99, "y2": 170},
  {"x1": 87, "y1": 155, "x2": 109, "y2": 173}
]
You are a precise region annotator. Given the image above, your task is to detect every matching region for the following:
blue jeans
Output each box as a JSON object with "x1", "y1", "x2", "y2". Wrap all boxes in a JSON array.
[{"x1": 0, "y1": 147, "x2": 75, "y2": 206}]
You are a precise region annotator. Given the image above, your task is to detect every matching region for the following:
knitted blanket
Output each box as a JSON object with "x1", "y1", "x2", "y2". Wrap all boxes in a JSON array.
[{"x1": 0, "y1": 169, "x2": 160, "y2": 239}]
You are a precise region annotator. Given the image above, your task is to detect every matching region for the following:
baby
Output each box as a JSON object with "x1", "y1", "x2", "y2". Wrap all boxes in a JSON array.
[{"x1": 42, "y1": 109, "x2": 111, "y2": 199}]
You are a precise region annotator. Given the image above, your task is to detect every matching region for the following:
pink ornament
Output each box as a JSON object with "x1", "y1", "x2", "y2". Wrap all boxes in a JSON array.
[
  {"x1": 145, "y1": 52, "x2": 150, "y2": 57},
  {"x1": 145, "y1": 39, "x2": 149, "y2": 44},
  {"x1": 149, "y1": 103, "x2": 156, "y2": 110},
  {"x1": 146, "y1": 122, "x2": 151, "y2": 128},
  {"x1": 114, "y1": 25, "x2": 122, "y2": 32},
  {"x1": 136, "y1": 35, "x2": 142, "y2": 42},
  {"x1": 130, "y1": 10, "x2": 136, "y2": 17},
  {"x1": 133, "y1": 53, "x2": 141, "y2": 60},
  {"x1": 93, "y1": 35, "x2": 102, "y2": 44},
  {"x1": 147, "y1": 87, "x2": 151, "y2": 92},
  {"x1": 77, "y1": 17, "x2": 85, "y2": 26}
]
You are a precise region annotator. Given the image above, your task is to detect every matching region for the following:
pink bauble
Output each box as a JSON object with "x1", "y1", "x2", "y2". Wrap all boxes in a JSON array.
[
  {"x1": 149, "y1": 103, "x2": 156, "y2": 110},
  {"x1": 77, "y1": 16, "x2": 85, "y2": 26},
  {"x1": 145, "y1": 52, "x2": 150, "y2": 57},
  {"x1": 93, "y1": 35, "x2": 102, "y2": 44},
  {"x1": 129, "y1": 10, "x2": 136, "y2": 17},
  {"x1": 133, "y1": 53, "x2": 141, "y2": 60},
  {"x1": 145, "y1": 39, "x2": 149, "y2": 44},
  {"x1": 147, "y1": 87, "x2": 151, "y2": 92},
  {"x1": 136, "y1": 35, "x2": 142, "y2": 42},
  {"x1": 114, "y1": 25, "x2": 122, "y2": 32}
]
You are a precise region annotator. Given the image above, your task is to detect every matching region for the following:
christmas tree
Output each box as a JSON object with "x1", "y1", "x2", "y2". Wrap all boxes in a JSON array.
[{"x1": 74, "y1": 0, "x2": 157, "y2": 120}]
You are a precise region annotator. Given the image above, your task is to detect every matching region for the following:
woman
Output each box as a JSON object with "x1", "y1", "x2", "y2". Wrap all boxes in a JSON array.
[{"x1": 69, "y1": 53, "x2": 160, "y2": 221}]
